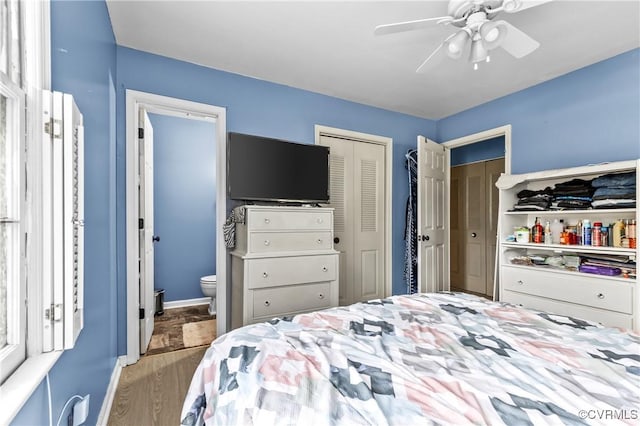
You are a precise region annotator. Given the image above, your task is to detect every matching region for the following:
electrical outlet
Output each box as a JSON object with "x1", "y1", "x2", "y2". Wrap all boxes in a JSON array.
[{"x1": 72, "y1": 394, "x2": 90, "y2": 426}]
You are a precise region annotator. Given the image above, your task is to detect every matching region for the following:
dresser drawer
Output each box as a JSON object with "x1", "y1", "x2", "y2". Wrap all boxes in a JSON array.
[
  {"x1": 249, "y1": 231, "x2": 332, "y2": 253},
  {"x1": 502, "y1": 266, "x2": 633, "y2": 314},
  {"x1": 248, "y1": 209, "x2": 332, "y2": 231},
  {"x1": 502, "y1": 290, "x2": 633, "y2": 330},
  {"x1": 246, "y1": 254, "x2": 337, "y2": 289},
  {"x1": 251, "y1": 282, "x2": 332, "y2": 319}
]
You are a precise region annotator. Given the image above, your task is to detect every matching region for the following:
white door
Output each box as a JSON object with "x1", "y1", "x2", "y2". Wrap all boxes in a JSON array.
[
  {"x1": 319, "y1": 135, "x2": 386, "y2": 305},
  {"x1": 417, "y1": 136, "x2": 449, "y2": 293},
  {"x1": 139, "y1": 109, "x2": 155, "y2": 354}
]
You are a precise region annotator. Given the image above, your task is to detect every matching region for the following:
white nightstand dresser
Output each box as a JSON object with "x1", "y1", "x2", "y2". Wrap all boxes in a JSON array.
[{"x1": 231, "y1": 205, "x2": 339, "y2": 328}]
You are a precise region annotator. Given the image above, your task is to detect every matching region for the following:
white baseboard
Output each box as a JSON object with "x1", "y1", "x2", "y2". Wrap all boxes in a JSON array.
[
  {"x1": 164, "y1": 297, "x2": 210, "y2": 309},
  {"x1": 96, "y1": 356, "x2": 125, "y2": 426}
]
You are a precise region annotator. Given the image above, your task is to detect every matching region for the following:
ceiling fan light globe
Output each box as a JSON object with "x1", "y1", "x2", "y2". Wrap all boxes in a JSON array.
[
  {"x1": 444, "y1": 29, "x2": 469, "y2": 59},
  {"x1": 485, "y1": 28, "x2": 499, "y2": 42},
  {"x1": 470, "y1": 39, "x2": 488, "y2": 64},
  {"x1": 480, "y1": 21, "x2": 508, "y2": 50}
]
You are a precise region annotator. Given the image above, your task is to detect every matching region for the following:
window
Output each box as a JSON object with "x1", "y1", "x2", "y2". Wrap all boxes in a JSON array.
[
  {"x1": 1, "y1": 5, "x2": 83, "y2": 419},
  {"x1": 0, "y1": 0, "x2": 26, "y2": 385}
]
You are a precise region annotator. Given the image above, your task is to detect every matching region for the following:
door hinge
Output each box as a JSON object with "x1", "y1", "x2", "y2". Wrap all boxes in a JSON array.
[
  {"x1": 139, "y1": 218, "x2": 144, "y2": 229},
  {"x1": 138, "y1": 128, "x2": 144, "y2": 139},
  {"x1": 139, "y1": 308, "x2": 145, "y2": 319}
]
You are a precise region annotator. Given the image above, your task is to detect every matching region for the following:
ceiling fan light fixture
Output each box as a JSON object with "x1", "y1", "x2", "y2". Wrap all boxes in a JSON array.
[
  {"x1": 480, "y1": 21, "x2": 508, "y2": 49},
  {"x1": 470, "y1": 39, "x2": 488, "y2": 64},
  {"x1": 444, "y1": 29, "x2": 470, "y2": 59}
]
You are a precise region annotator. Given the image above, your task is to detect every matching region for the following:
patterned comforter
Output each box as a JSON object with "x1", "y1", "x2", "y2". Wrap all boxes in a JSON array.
[{"x1": 181, "y1": 292, "x2": 640, "y2": 425}]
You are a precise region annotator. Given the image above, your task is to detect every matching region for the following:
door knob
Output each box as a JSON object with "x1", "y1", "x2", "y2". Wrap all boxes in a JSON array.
[
  {"x1": 421, "y1": 235, "x2": 430, "y2": 241},
  {"x1": 152, "y1": 236, "x2": 160, "y2": 242},
  {"x1": 334, "y1": 237, "x2": 340, "y2": 244},
  {"x1": 471, "y1": 232, "x2": 477, "y2": 238}
]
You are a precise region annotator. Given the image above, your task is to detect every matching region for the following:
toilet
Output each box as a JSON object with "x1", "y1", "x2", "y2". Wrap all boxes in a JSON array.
[{"x1": 200, "y1": 275, "x2": 217, "y2": 316}]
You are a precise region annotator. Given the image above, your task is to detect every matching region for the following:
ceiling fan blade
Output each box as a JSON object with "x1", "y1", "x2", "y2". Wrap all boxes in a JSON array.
[
  {"x1": 374, "y1": 16, "x2": 453, "y2": 36},
  {"x1": 504, "y1": 0, "x2": 554, "y2": 13},
  {"x1": 497, "y1": 20, "x2": 540, "y2": 58}
]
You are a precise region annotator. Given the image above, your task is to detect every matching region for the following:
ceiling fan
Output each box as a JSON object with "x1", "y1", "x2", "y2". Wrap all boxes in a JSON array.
[{"x1": 374, "y1": 0, "x2": 552, "y2": 72}]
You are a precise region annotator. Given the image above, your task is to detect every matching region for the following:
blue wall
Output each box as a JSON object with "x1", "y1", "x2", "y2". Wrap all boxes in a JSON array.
[
  {"x1": 451, "y1": 136, "x2": 505, "y2": 166},
  {"x1": 438, "y1": 49, "x2": 640, "y2": 173},
  {"x1": 13, "y1": 1, "x2": 117, "y2": 425},
  {"x1": 115, "y1": 46, "x2": 438, "y2": 354},
  {"x1": 148, "y1": 113, "x2": 217, "y2": 302}
]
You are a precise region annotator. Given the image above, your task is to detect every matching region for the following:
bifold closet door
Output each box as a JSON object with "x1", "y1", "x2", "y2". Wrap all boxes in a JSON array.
[
  {"x1": 450, "y1": 158, "x2": 504, "y2": 297},
  {"x1": 320, "y1": 135, "x2": 385, "y2": 305}
]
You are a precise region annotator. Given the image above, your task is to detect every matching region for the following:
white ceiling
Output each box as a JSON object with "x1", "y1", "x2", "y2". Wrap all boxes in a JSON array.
[{"x1": 106, "y1": 0, "x2": 640, "y2": 120}]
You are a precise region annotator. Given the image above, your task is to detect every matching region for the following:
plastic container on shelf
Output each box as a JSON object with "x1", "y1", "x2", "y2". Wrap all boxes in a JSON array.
[
  {"x1": 592, "y1": 222, "x2": 602, "y2": 247},
  {"x1": 583, "y1": 219, "x2": 592, "y2": 246},
  {"x1": 550, "y1": 219, "x2": 564, "y2": 244},
  {"x1": 613, "y1": 219, "x2": 625, "y2": 247}
]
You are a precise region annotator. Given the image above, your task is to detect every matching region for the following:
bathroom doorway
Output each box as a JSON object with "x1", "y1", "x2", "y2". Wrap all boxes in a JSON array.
[{"x1": 125, "y1": 91, "x2": 227, "y2": 365}]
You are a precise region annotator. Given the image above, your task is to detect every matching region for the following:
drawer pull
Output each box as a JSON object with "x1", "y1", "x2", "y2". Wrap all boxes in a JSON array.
[
  {"x1": 322, "y1": 266, "x2": 328, "y2": 272},
  {"x1": 597, "y1": 293, "x2": 605, "y2": 300},
  {"x1": 317, "y1": 239, "x2": 322, "y2": 244},
  {"x1": 264, "y1": 218, "x2": 270, "y2": 224},
  {"x1": 317, "y1": 218, "x2": 323, "y2": 224},
  {"x1": 516, "y1": 280, "x2": 524, "y2": 285},
  {"x1": 318, "y1": 293, "x2": 325, "y2": 299},
  {"x1": 264, "y1": 300, "x2": 271, "y2": 306},
  {"x1": 263, "y1": 272, "x2": 269, "y2": 278},
  {"x1": 264, "y1": 240, "x2": 270, "y2": 246}
]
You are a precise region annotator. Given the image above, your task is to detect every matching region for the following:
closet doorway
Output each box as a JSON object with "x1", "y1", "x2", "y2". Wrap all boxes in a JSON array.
[
  {"x1": 450, "y1": 156, "x2": 504, "y2": 297},
  {"x1": 315, "y1": 125, "x2": 392, "y2": 305},
  {"x1": 442, "y1": 126, "x2": 511, "y2": 300}
]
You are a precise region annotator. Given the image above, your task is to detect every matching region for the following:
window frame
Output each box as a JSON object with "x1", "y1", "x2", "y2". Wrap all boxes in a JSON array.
[
  {"x1": 0, "y1": 0, "x2": 55, "y2": 423},
  {"x1": 0, "y1": 67, "x2": 26, "y2": 385}
]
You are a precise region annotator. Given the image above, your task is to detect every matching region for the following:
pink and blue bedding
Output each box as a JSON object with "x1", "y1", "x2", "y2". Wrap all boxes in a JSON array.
[{"x1": 181, "y1": 292, "x2": 639, "y2": 425}]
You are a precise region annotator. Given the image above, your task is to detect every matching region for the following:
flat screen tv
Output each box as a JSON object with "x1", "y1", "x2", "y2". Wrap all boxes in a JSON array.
[{"x1": 227, "y1": 132, "x2": 330, "y2": 203}]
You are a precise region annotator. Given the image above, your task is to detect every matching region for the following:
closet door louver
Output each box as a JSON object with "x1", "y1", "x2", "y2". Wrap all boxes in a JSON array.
[{"x1": 42, "y1": 91, "x2": 84, "y2": 351}]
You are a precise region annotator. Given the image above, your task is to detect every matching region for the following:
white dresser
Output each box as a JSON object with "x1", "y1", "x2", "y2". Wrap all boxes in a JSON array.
[
  {"x1": 231, "y1": 205, "x2": 339, "y2": 328},
  {"x1": 496, "y1": 160, "x2": 638, "y2": 330}
]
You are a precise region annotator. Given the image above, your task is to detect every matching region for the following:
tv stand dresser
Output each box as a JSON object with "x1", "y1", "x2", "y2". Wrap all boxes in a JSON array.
[{"x1": 230, "y1": 205, "x2": 339, "y2": 329}]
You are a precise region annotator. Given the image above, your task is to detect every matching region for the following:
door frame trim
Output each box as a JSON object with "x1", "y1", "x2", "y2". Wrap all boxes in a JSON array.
[
  {"x1": 441, "y1": 124, "x2": 511, "y2": 174},
  {"x1": 314, "y1": 125, "x2": 393, "y2": 298},
  {"x1": 125, "y1": 90, "x2": 227, "y2": 365}
]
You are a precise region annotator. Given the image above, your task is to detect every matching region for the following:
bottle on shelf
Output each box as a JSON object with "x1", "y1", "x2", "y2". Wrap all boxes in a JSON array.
[
  {"x1": 612, "y1": 219, "x2": 625, "y2": 248},
  {"x1": 576, "y1": 220, "x2": 583, "y2": 245},
  {"x1": 550, "y1": 219, "x2": 563, "y2": 244},
  {"x1": 531, "y1": 217, "x2": 544, "y2": 244},
  {"x1": 601, "y1": 225, "x2": 609, "y2": 247},
  {"x1": 629, "y1": 219, "x2": 637, "y2": 249},
  {"x1": 592, "y1": 222, "x2": 602, "y2": 247},
  {"x1": 544, "y1": 221, "x2": 552, "y2": 244},
  {"x1": 583, "y1": 219, "x2": 592, "y2": 246}
]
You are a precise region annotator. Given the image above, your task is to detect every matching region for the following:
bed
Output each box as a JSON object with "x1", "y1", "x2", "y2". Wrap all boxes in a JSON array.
[{"x1": 181, "y1": 292, "x2": 639, "y2": 425}]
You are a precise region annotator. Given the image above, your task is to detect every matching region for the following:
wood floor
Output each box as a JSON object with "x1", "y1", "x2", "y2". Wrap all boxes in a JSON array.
[
  {"x1": 108, "y1": 346, "x2": 207, "y2": 426},
  {"x1": 108, "y1": 306, "x2": 215, "y2": 425}
]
